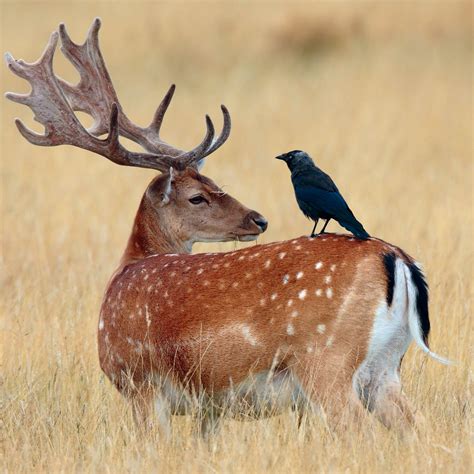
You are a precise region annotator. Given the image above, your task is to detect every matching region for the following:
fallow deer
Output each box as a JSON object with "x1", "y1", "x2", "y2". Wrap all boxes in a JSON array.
[{"x1": 5, "y1": 19, "x2": 448, "y2": 437}]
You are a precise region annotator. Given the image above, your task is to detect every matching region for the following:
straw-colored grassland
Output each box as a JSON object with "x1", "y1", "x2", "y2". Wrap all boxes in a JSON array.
[{"x1": 1, "y1": 2, "x2": 472, "y2": 473}]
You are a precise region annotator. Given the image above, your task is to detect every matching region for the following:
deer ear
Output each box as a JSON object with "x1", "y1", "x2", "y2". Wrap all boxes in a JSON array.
[{"x1": 148, "y1": 167, "x2": 174, "y2": 207}]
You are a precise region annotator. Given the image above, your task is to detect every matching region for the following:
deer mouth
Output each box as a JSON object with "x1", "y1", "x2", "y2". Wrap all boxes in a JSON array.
[{"x1": 236, "y1": 234, "x2": 260, "y2": 242}]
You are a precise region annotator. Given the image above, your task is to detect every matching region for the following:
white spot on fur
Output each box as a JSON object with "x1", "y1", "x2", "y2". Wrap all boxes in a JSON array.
[
  {"x1": 271, "y1": 293, "x2": 278, "y2": 301},
  {"x1": 315, "y1": 261, "x2": 323, "y2": 270},
  {"x1": 306, "y1": 345, "x2": 314, "y2": 353},
  {"x1": 279, "y1": 252, "x2": 286, "y2": 259},
  {"x1": 265, "y1": 259, "x2": 271, "y2": 269},
  {"x1": 296, "y1": 271, "x2": 304, "y2": 280},
  {"x1": 298, "y1": 289, "x2": 307, "y2": 300},
  {"x1": 242, "y1": 325, "x2": 258, "y2": 346},
  {"x1": 287, "y1": 299, "x2": 293, "y2": 307},
  {"x1": 232, "y1": 282, "x2": 239, "y2": 288},
  {"x1": 145, "y1": 304, "x2": 151, "y2": 328},
  {"x1": 317, "y1": 324, "x2": 326, "y2": 334},
  {"x1": 330, "y1": 264, "x2": 337, "y2": 272},
  {"x1": 295, "y1": 245, "x2": 302, "y2": 250},
  {"x1": 326, "y1": 288, "x2": 333, "y2": 298},
  {"x1": 315, "y1": 289, "x2": 322, "y2": 297},
  {"x1": 260, "y1": 298, "x2": 266, "y2": 306},
  {"x1": 144, "y1": 274, "x2": 149, "y2": 281},
  {"x1": 326, "y1": 335, "x2": 334, "y2": 347},
  {"x1": 291, "y1": 310, "x2": 299, "y2": 318},
  {"x1": 197, "y1": 268, "x2": 204, "y2": 275},
  {"x1": 283, "y1": 274, "x2": 290, "y2": 284},
  {"x1": 324, "y1": 275, "x2": 332, "y2": 284},
  {"x1": 287, "y1": 323, "x2": 295, "y2": 335},
  {"x1": 238, "y1": 255, "x2": 245, "y2": 261},
  {"x1": 99, "y1": 319, "x2": 104, "y2": 330}
]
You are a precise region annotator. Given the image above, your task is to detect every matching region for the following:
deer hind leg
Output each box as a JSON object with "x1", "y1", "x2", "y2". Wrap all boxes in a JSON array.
[
  {"x1": 354, "y1": 366, "x2": 424, "y2": 433},
  {"x1": 291, "y1": 357, "x2": 367, "y2": 434}
]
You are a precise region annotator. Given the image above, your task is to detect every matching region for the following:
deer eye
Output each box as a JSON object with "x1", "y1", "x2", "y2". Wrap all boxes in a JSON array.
[{"x1": 189, "y1": 195, "x2": 207, "y2": 205}]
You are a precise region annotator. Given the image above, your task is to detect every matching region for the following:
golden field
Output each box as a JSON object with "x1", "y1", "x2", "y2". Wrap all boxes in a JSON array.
[{"x1": 1, "y1": 2, "x2": 472, "y2": 473}]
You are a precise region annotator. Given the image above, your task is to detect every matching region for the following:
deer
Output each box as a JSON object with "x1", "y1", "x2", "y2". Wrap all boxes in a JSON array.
[{"x1": 5, "y1": 18, "x2": 449, "y2": 438}]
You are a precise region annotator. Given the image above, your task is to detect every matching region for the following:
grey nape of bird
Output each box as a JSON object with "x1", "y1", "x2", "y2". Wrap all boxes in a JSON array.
[{"x1": 276, "y1": 150, "x2": 370, "y2": 240}]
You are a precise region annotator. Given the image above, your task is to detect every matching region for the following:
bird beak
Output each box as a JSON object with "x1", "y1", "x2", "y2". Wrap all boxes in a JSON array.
[{"x1": 275, "y1": 153, "x2": 287, "y2": 162}]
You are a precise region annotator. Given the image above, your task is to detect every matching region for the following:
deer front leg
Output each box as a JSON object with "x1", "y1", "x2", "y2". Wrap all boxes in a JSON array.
[{"x1": 194, "y1": 395, "x2": 221, "y2": 439}]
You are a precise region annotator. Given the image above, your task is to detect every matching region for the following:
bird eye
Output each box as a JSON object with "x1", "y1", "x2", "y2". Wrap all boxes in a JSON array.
[{"x1": 189, "y1": 195, "x2": 206, "y2": 205}]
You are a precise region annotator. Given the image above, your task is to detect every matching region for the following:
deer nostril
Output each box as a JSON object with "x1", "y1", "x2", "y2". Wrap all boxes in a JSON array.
[{"x1": 253, "y1": 216, "x2": 268, "y2": 232}]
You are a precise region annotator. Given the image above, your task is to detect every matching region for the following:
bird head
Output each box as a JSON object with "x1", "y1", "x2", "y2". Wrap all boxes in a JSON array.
[{"x1": 275, "y1": 150, "x2": 313, "y2": 171}]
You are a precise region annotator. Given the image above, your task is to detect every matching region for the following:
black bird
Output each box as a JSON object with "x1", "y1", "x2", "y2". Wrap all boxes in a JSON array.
[{"x1": 276, "y1": 150, "x2": 370, "y2": 240}]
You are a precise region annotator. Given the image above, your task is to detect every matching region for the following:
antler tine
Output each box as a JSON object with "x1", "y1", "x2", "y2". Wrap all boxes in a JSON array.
[
  {"x1": 178, "y1": 115, "x2": 215, "y2": 166},
  {"x1": 201, "y1": 105, "x2": 231, "y2": 158},
  {"x1": 148, "y1": 84, "x2": 176, "y2": 136}
]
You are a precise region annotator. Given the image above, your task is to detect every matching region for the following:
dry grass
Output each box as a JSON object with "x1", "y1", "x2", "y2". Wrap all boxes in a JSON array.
[{"x1": 1, "y1": 2, "x2": 472, "y2": 473}]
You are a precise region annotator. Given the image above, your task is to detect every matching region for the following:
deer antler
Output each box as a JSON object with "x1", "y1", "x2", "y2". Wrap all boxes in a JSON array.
[{"x1": 5, "y1": 18, "x2": 231, "y2": 172}]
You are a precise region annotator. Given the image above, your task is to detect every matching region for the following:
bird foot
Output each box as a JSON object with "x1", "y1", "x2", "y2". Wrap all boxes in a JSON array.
[{"x1": 310, "y1": 231, "x2": 328, "y2": 239}]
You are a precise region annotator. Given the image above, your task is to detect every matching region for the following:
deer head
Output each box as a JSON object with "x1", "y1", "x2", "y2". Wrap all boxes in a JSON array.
[
  {"x1": 126, "y1": 168, "x2": 267, "y2": 260},
  {"x1": 4, "y1": 18, "x2": 267, "y2": 262}
]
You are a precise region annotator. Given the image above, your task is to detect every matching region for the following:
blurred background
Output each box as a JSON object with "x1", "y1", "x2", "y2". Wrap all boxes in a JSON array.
[{"x1": 1, "y1": 2, "x2": 472, "y2": 472}]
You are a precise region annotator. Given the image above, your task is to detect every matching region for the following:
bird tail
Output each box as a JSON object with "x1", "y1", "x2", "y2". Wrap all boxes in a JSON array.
[{"x1": 339, "y1": 214, "x2": 370, "y2": 240}]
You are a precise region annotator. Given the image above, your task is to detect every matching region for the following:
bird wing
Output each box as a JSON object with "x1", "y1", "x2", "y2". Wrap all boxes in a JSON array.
[
  {"x1": 294, "y1": 185, "x2": 350, "y2": 216},
  {"x1": 295, "y1": 185, "x2": 370, "y2": 239},
  {"x1": 291, "y1": 168, "x2": 340, "y2": 193}
]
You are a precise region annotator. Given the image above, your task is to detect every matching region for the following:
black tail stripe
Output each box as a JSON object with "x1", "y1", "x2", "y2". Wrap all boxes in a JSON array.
[
  {"x1": 382, "y1": 252, "x2": 396, "y2": 307},
  {"x1": 408, "y1": 262, "x2": 431, "y2": 345}
]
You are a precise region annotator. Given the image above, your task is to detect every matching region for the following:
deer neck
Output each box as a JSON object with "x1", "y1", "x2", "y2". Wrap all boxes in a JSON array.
[{"x1": 121, "y1": 199, "x2": 191, "y2": 266}]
